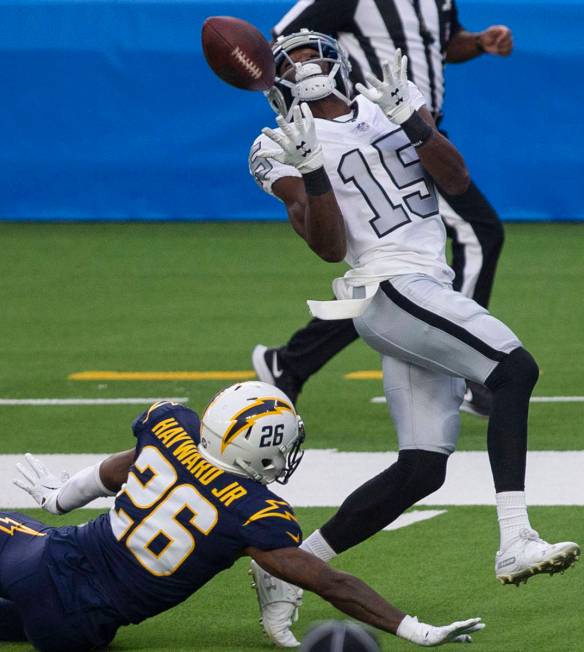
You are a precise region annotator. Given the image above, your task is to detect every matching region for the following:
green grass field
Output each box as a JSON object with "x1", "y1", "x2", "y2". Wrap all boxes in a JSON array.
[
  {"x1": 1, "y1": 507, "x2": 583, "y2": 652},
  {"x1": 1, "y1": 222, "x2": 583, "y2": 651}
]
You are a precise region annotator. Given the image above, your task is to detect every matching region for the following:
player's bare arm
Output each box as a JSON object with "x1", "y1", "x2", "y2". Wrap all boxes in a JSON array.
[
  {"x1": 271, "y1": 174, "x2": 346, "y2": 262},
  {"x1": 259, "y1": 105, "x2": 347, "y2": 262},
  {"x1": 446, "y1": 25, "x2": 513, "y2": 62},
  {"x1": 356, "y1": 50, "x2": 470, "y2": 195},
  {"x1": 99, "y1": 448, "x2": 136, "y2": 491},
  {"x1": 270, "y1": 176, "x2": 307, "y2": 238},
  {"x1": 248, "y1": 546, "x2": 485, "y2": 646},
  {"x1": 248, "y1": 545, "x2": 406, "y2": 633}
]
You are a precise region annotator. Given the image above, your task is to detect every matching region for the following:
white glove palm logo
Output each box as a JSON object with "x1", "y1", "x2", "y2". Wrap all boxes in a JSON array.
[
  {"x1": 355, "y1": 49, "x2": 414, "y2": 125},
  {"x1": 258, "y1": 103, "x2": 324, "y2": 174}
]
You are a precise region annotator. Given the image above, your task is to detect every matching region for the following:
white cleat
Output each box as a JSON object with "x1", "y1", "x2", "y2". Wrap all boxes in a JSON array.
[
  {"x1": 249, "y1": 560, "x2": 303, "y2": 648},
  {"x1": 496, "y1": 529, "x2": 580, "y2": 586}
]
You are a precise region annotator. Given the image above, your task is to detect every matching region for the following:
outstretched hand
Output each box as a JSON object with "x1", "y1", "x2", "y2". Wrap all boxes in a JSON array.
[
  {"x1": 13, "y1": 453, "x2": 68, "y2": 514},
  {"x1": 398, "y1": 615, "x2": 485, "y2": 646},
  {"x1": 355, "y1": 49, "x2": 414, "y2": 124},
  {"x1": 259, "y1": 103, "x2": 324, "y2": 174},
  {"x1": 431, "y1": 617, "x2": 486, "y2": 645}
]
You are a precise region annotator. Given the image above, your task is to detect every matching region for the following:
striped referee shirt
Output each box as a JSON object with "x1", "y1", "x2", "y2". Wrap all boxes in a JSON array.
[{"x1": 273, "y1": 0, "x2": 463, "y2": 117}]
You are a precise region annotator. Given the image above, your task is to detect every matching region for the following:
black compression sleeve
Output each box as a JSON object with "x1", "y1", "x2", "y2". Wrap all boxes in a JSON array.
[{"x1": 303, "y1": 167, "x2": 332, "y2": 196}]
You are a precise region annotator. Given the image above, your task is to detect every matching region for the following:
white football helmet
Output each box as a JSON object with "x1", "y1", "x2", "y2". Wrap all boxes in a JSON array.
[
  {"x1": 267, "y1": 29, "x2": 353, "y2": 121},
  {"x1": 199, "y1": 381, "x2": 305, "y2": 485}
]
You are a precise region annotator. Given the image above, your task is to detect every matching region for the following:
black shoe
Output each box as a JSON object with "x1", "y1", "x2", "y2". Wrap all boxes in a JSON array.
[
  {"x1": 460, "y1": 380, "x2": 492, "y2": 418},
  {"x1": 252, "y1": 344, "x2": 302, "y2": 405}
]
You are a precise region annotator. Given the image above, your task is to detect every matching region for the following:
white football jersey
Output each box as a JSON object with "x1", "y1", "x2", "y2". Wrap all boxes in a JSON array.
[{"x1": 249, "y1": 90, "x2": 454, "y2": 285}]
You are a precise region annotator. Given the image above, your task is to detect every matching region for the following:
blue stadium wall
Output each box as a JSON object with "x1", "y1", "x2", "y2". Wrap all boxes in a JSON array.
[{"x1": 1, "y1": 0, "x2": 583, "y2": 221}]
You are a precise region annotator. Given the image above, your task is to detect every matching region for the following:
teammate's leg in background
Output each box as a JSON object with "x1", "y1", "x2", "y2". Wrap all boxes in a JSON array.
[
  {"x1": 253, "y1": 316, "x2": 358, "y2": 403},
  {"x1": 439, "y1": 181, "x2": 505, "y2": 417}
]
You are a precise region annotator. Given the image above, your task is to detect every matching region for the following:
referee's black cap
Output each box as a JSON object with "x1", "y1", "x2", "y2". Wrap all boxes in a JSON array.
[{"x1": 300, "y1": 621, "x2": 380, "y2": 651}]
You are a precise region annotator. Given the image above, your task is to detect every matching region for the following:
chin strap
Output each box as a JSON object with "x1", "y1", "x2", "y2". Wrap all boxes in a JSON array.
[
  {"x1": 293, "y1": 62, "x2": 339, "y2": 102},
  {"x1": 235, "y1": 458, "x2": 270, "y2": 484}
]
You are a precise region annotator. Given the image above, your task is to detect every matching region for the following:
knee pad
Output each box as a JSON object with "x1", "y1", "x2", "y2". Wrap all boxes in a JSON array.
[
  {"x1": 485, "y1": 347, "x2": 539, "y2": 392},
  {"x1": 397, "y1": 449, "x2": 448, "y2": 500}
]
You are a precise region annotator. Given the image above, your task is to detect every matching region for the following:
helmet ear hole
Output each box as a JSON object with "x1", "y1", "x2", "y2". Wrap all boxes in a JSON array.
[{"x1": 261, "y1": 459, "x2": 272, "y2": 467}]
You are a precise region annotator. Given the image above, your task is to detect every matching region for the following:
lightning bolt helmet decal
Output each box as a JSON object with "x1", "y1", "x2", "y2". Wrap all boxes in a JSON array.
[{"x1": 221, "y1": 397, "x2": 293, "y2": 453}]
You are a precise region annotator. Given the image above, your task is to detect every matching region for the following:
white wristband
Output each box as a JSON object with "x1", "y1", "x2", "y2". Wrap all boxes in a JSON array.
[
  {"x1": 56, "y1": 462, "x2": 116, "y2": 513},
  {"x1": 396, "y1": 615, "x2": 422, "y2": 642}
]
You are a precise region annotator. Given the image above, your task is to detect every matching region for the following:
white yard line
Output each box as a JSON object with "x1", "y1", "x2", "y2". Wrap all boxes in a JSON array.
[
  {"x1": 0, "y1": 398, "x2": 189, "y2": 406},
  {"x1": 278, "y1": 450, "x2": 584, "y2": 507},
  {"x1": 370, "y1": 396, "x2": 584, "y2": 404},
  {"x1": 383, "y1": 510, "x2": 447, "y2": 531},
  {"x1": 1, "y1": 451, "x2": 582, "y2": 509}
]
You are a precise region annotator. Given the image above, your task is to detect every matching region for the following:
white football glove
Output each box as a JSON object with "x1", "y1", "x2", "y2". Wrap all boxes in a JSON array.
[
  {"x1": 397, "y1": 615, "x2": 485, "y2": 646},
  {"x1": 13, "y1": 453, "x2": 68, "y2": 514},
  {"x1": 355, "y1": 49, "x2": 414, "y2": 124},
  {"x1": 258, "y1": 103, "x2": 324, "y2": 174}
]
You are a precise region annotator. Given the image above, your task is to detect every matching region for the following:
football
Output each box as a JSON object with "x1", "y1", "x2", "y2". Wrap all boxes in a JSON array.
[{"x1": 201, "y1": 16, "x2": 275, "y2": 91}]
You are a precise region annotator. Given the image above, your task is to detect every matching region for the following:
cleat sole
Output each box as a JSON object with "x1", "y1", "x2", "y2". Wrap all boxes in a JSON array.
[{"x1": 497, "y1": 545, "x2": 580, "y2": 586}]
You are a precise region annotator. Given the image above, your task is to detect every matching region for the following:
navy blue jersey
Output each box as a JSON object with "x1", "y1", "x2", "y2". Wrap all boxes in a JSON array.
[{"x1": 77, "y1": 402, "x2": 302, "y2": 624}]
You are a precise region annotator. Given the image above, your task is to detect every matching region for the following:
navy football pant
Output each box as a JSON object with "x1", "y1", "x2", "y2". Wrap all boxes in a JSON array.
[{"x1": 0, "y1": 512, "x2": 119, "y2": 652}]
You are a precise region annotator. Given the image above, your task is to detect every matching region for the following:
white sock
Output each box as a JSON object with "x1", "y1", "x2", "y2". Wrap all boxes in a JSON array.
[
  {"x1": 299, "y1": 529, "x2": 337, "y2": 562},
  {"x1": 496, "y1": 491, "x2": 531, "y2": 550}
]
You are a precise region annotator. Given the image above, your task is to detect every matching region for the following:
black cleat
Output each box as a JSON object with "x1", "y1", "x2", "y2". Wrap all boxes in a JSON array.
[
  {"x1": 252, "y1": 345, "x2": 302, "y2": 405},
  {"x1": 460, "y1": 380, "x2": 492, "y2": 418}
]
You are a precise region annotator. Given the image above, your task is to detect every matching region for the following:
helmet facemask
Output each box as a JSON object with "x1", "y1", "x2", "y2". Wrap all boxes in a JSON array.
[
  {"x1": 234, "y1": 416, "x2": 305, "y2": 485},
  {"x1": 267, "y1": 30, "x2": 353, "y2": 121},
  {"x1": 275, "y1": 418, "x2": 305, "y2": 485}
]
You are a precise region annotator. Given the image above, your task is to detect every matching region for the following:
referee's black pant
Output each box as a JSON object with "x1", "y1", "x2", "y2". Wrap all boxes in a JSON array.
[{"x1": 278, "y1": 179, "x2": 504, "y2": 383}]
